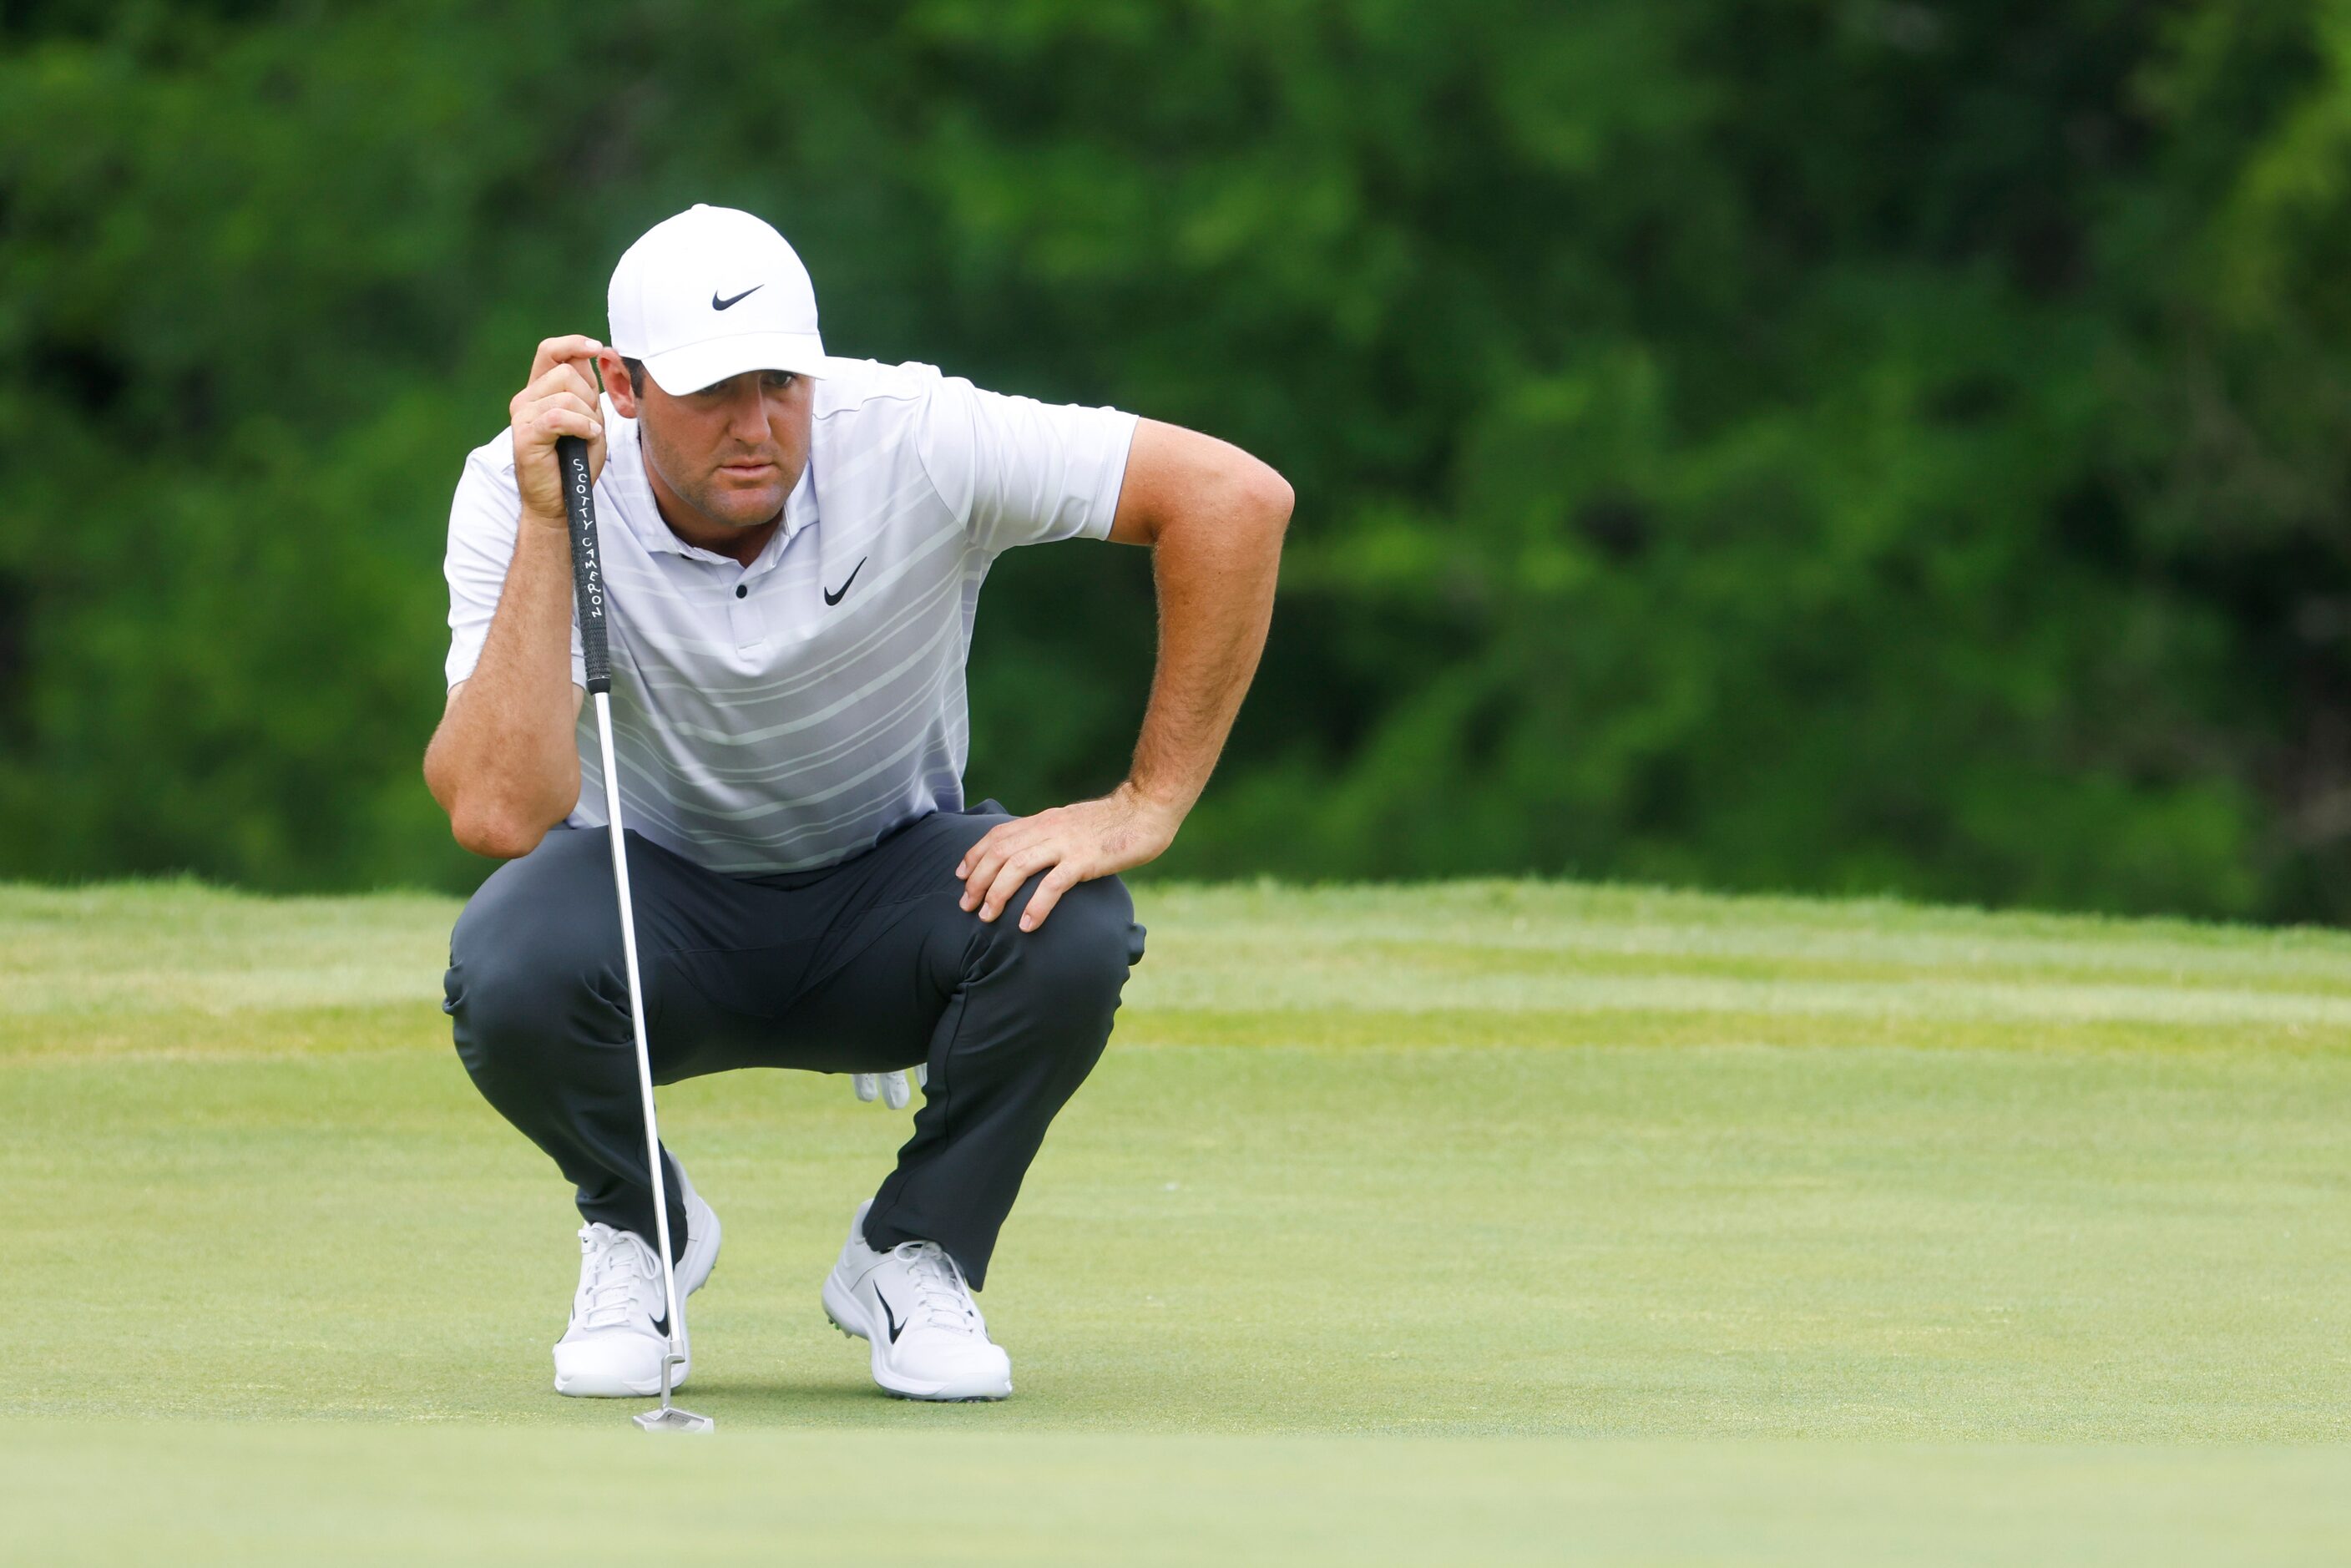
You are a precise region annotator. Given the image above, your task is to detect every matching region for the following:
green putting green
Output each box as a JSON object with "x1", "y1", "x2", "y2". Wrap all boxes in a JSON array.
[{"x1": 3, "y1": 878, "x2": 2347, "y2": 1560}]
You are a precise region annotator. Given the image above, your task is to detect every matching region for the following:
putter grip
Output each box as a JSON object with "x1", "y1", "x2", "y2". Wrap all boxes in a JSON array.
[{"x1": 555, "y1": 435, "x2": 612, "y2": 695}]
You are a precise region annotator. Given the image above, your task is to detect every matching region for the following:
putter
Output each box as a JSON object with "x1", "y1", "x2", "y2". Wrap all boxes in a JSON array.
[{"x1": 556, "y1": 430, "x2": 714, "y2": 1435}]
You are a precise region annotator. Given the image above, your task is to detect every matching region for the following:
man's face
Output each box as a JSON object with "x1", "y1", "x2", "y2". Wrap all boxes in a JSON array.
[{"x1": 609, "y1": 359, "x2": 814, "y2": 534}]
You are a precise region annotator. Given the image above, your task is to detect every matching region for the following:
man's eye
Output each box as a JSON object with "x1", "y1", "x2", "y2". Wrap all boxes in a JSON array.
[{"x1": 763, "y1": 372, "x2": 797, "y2": 390}]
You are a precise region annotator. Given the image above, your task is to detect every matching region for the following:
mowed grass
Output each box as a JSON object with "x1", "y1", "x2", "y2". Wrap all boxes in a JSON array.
[{"x1": 3, "y1": 877, "x2": 2348, "y2": 1563}]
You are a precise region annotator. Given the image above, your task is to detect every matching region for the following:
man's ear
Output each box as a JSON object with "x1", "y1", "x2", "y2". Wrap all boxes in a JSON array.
[{"x1": 599, "y1": 347, "x2": 641, "y2": 418}]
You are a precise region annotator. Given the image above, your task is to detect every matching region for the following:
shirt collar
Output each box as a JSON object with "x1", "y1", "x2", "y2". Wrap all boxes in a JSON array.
[{"x1": 780, "y1": 458, "x2": 818, "y2": 544}]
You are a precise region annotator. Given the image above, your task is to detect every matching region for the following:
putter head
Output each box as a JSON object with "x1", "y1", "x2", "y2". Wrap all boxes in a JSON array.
[
  {"x1": 634, "y1": 1405, "x2": 714, "y2": 1434},
  {"x1": 633, "y1": 1352, "x2": 713, "y2": 1433}
]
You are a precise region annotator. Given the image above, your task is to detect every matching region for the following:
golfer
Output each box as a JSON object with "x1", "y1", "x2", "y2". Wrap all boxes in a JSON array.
[{"x1": 424, "y1": 205, "x2": 1289, "y2": 1402}]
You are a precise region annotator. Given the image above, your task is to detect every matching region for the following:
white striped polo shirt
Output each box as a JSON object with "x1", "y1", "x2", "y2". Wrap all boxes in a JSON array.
[{"x1": 442, "y1": 357, "x2": 1137, "y2": 873}]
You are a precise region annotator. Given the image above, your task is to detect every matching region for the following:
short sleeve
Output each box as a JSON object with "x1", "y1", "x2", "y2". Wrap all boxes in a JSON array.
[
  {"x1": 915, "y1": 374, "x2": 1139, "y2": 555},
  {"x1": 443, "y1": 438, "x2": 587, "y2": 690}
]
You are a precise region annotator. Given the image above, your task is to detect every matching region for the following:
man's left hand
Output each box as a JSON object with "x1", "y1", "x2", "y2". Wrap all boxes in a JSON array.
[{"x1": 955, "y1": 783, "x2": 1183, "y2": 931}]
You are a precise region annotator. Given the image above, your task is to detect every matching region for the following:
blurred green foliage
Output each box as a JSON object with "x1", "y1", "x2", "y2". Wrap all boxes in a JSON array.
[{"x1": 3, "y1": 0, "x2": 2349, "y2": 919}]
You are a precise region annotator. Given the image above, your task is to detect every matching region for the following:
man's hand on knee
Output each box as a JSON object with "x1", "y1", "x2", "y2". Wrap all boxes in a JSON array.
[{"x1": 955, "y1": 783, "x2": 1182, "y2": 931}]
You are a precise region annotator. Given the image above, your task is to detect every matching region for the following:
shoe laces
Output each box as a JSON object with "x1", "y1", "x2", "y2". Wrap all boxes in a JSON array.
[
  {"x1": 892, "y1": 1241, "x2": 985, "y2": 1338},
  {"x1": 576, "y1": 1222, "x2": 661, "y2": 1329}
]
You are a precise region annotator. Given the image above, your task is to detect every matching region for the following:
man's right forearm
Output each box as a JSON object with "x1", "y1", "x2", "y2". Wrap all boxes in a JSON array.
[{"x1": 425, "y1": 510, "x2": 584, "y2": 858}]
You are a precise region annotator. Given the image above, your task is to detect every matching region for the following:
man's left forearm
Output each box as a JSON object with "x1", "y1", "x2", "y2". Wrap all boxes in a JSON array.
[
  {"x1": 954, "y1": 421, "x2": 1292, "y2": 929},
  {"x1": 1118, "y1": 466, "x2": 1292, "y2": 825}
]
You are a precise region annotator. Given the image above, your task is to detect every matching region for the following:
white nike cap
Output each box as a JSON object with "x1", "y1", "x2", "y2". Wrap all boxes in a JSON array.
[{"x1": 608, "y1": 204, "x2": 832, "y2": 393}]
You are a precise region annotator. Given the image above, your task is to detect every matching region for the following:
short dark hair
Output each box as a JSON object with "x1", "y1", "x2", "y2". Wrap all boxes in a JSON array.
[{"x1": 621, "y1": 357, "x2": 648, "y2": 398}]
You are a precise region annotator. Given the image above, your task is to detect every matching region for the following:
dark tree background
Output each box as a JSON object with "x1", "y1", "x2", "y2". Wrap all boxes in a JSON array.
[{"x1": 4, "y1": 0, "x2": 2350, "y2": 921}]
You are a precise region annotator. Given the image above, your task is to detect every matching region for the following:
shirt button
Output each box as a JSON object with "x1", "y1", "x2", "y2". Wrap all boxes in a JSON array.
[{"x1": 735, "y1": 584, "x2": 747, "y2": 599}]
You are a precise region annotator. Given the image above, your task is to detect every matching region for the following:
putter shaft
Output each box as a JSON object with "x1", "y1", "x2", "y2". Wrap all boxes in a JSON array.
[{"x1": 559, "y1": 433, "x2": 713, "y2": 1434}]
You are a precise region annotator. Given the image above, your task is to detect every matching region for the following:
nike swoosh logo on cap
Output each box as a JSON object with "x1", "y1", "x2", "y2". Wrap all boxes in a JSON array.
[{"x1": 711, "y1": 285, "x2": 764, "y2": 311}]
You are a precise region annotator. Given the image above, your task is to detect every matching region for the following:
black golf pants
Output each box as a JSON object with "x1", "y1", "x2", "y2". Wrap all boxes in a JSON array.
[{"x1": 442, "y1": 801, "x2": 1143, "y2": 1289}]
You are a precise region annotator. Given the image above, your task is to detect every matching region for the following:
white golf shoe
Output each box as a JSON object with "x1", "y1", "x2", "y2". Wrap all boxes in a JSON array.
[
  {"x1": 552, "y1": 1162, "x2": 721, "y2": 1398},
  {"x1": 822, "y1": 1200, "x2": 1013, "y2": 1401}
]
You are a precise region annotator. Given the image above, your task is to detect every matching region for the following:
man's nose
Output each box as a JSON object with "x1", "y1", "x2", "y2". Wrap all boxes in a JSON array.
[{"x1": 726, "y1": 387, "x2": 769, "y2": 443}]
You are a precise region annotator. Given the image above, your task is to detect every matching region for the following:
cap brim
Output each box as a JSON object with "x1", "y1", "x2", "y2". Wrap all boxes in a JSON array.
[{"x1": 641, "y1": 332, "x2": 834, "y2": 394}]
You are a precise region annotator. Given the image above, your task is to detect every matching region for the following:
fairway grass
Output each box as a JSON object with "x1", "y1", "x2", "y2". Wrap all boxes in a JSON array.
[{"x1": 4, "y1": 877, "x2": 2348, "y2": 1560}]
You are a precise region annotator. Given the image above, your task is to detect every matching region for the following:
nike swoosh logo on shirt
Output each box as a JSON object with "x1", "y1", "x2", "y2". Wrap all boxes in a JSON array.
[
  {"x1": 823, "y1": 557, "x2": 867, "y2": 607},
  {"x1": 711, "y1": 285, "x2": 764, "y2": 311}
]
